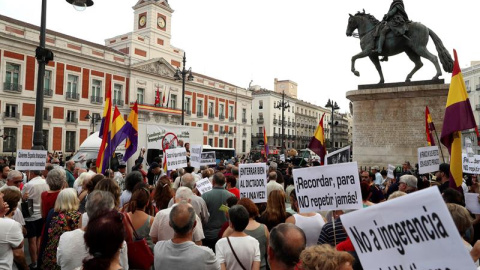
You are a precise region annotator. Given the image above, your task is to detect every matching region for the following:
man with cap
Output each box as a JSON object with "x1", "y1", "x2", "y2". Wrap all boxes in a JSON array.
[
  {"x1": 372, "y1": 166, "x2": 383, "y2": 186},
  {"x1": 114, "y1": 161, "x2": 127, "y2": 190},
  {"x1": 147, "y1": 162, "x2": 163, "y2": 186},
  {"x1": 398, "y1": 175, "x2": 418, "y2": 193},
  {"x1": 436, "y1": 163, "x2": 450, "y2": 193}
]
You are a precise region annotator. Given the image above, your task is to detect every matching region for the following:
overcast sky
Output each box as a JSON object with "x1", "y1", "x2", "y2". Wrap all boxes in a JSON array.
[{"x1": 0, "y1": 0, "x2": 478, "y2": 111}]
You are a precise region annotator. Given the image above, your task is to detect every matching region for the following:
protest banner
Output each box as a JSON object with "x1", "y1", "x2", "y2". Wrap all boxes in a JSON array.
[
  {"x1": 195, "y1": 177, "x2": 213, "y2": 195},
  {"x1": 387, "y1": 164, "x2": 395, "y2": 179},
  {"x1": 462, "y1": 153, "x2": 480, "y2": 174},
  {"x1": 292, "y1": 162, "x2": 362, "y2": 212},
  {"x1": 146, "y1": 125, "x2": 192, "y2": 149},
  {"x1": 238, "y1": 163, "x2": 267, "y2": 203},
  {"x1": 201, "y1": 152, "x2": 216, "y2": 166},
  {"x1": 15, "y1": 150, "x2": 48, "y2": 171},
  {"x1": 165, "y1": 147, "x2": 187, "y2": 170},
  {"x1": 190, "y1": 145, "x2": 203, "y2": 168},
  {"x1": 465, "y1": 193, "x2": 480, "y2": 215},
  {"x1": 417, "y1": 146, "x2": 440, "y2": 174},
  {"x1": 280, "y1": 154, "x2": 285, "y2": 162},
  {"x1": 340, "y1": 187, "x2": 476, "y2": 270},
  {"x1": 325, "y1": 145, "x2": 350, "y2": 165}
]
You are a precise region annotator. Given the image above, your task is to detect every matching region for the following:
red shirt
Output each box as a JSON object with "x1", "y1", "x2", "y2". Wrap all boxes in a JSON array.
[
  {"x1": 336, "y1": 237, "x2": 355, "y2": 252},
  {"x1": 228, "y1": 188, "x2": 240, "y2": 199},
  {"x1": 41, "y1": 191, "x2": 60, "y2": 219}
]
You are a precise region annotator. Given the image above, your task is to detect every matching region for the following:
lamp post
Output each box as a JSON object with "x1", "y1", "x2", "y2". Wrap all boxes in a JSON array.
[
  {"x1": 85, "y1": 113, "x2": 100, "y2": 134},
  {"x1": 325, "y1": 99, "x2": 340, "y2": 152},
  {"x1": 274, "y1": 90, "x2": 290, "y2": 154},
  {"x1": 32, "y1": 0, "x2": 93, "y2": 150},
  {"x1": 174, "y1": 52, "x2": 194, "y2": 125}
]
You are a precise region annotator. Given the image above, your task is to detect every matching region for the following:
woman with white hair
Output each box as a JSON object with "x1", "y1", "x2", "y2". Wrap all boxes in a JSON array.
[
  {"x1": 73, "y1": 172, "x2": 93, "y2": 195},
  {"x1": 39, "y1": 188, "x2": 81, "y2": 270}
]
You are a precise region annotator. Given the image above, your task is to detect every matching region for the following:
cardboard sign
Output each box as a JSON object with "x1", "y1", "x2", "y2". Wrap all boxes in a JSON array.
[
  {"x1": 340, "y1": 187, "x2": 476, "y2": 270},
  {"x1": 387, "y1": 164, "x2": 395, "y2": 179},
  {"x1": 292, "y1": 162, "x2": 362, "y2": 212},
  {"x1": 417, "y1": 146, "x2": 440, "y2": 174},
  {"x1": 280, "y1": 154, "x2": 285, "y2": 162},
  {"x1": 190, "y1": 145, "x2": 203, "y2": 168},
  {"x1": 165, "y1": 147, "x2": 187, "y2": 170},
  {"x1": 465, "y1": 193, "x2": 480, "y2": 215},
  {"x1": 238, "y1": 163, "x2": 267, "y2": 203},
  {"x1": 15, "y1": 150, "x2": 48, "y2": 170},
  {"x1": 462, "y1": 153, "x2": 480, "y2": 174},
  {"x1": 325, "y1": 145, "x2": 350, "y2": 165},
  {"x1": 201, "y1": 152, "x2": 216, "y2": 166},
  {"x1": 195, "y1": 177, "x2": 213, "y2": 195}
]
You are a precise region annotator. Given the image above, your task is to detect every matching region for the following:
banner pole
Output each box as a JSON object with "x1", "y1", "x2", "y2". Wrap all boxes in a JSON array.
[{"x1": 433, "y1": 129, "x2": 446, "y2": 163}]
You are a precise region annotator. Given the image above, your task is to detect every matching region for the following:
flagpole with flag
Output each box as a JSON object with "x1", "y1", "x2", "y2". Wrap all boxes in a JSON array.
[
  {"x1": 426, "y1": 106, "x2": 445, "y2": 162},
  {"x1": 101, "y1": 106, "x2": 127, "y2": 173},
  {"x1": 263, "y1": 127, "x2": 269, "y2": 161},
  {"x1": 308, "y1": 113, "x2": 327, "y2": 165},
  {"x1": 96, "y1": 83, "x2": 112, "y2": 172},
  {"x1": 440, "y1": 49, "x2": 477, "y2": 188},
  {"x1": 123, "y1": 101, "x2": 139, "y2": 162}
]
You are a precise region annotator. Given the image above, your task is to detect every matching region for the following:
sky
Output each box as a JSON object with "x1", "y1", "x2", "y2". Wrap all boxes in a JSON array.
[{"x1": 0, "y1": 0, "x2": 479, "y2": 112}]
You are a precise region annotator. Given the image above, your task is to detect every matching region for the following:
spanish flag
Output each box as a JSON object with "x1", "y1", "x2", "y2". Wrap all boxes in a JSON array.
[
  {"x1": 309, "y1": 113, "x2": 326, "y2": 165},
  {"x1": 440, "y1": 50, "x2": 476, "y2": 187},
  {"x1": 425, "y1": 106, "x2": 436, "y2": 146},
  {"x1": 263, "y1": 127, "x2": 269, "y2": 160},
  {"x1": 96, "y1": 83, "x2": 112, "y2": 172}
]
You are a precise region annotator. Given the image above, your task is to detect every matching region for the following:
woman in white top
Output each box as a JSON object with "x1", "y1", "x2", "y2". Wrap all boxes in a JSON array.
[{"x1": 216, "y1": 205, "x2": 261, "y2": 270}]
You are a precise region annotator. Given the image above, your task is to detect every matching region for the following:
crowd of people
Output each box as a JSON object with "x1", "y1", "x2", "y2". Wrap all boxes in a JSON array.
[{"x1": 1, "y1": 153, "x2": 480, "y2": 270}]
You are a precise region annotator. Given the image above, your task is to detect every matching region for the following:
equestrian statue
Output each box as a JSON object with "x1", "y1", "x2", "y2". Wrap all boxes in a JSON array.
[{"x1": 346, "y1": 0, "x2": 454, "y2": 84}]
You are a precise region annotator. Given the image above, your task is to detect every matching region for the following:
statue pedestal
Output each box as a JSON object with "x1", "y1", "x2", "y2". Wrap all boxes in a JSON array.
[{"x1": 346, "y1": 80, "x2": 449, "y2": 169}]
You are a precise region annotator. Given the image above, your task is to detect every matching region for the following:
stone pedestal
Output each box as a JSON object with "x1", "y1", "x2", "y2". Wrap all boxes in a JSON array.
[{"x1": 346, "y1": 80, "x2": 449, "y2": 168}]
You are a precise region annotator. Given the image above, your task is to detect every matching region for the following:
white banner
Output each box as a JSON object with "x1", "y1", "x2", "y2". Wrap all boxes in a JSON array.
[
  {"x1": 387, "y1": 164, "x2": 395, "y2": 179},
  {"x1": 341, "y1": 187, "x2": 476, "y2": 270},
  {"x1": 195, "y1": 177, "x2": 213, "y2": 195},
  {"x1": 292, "y1": 162, "x2": 362, "y2": 212},
  {"x1": 325, "y1": 145, "x2": 350, "y2": 165},
  {"x1": 190, "y1": 145, "x2": 203, "y2": 168},
  {"x1": 239, "y1": 163, "x2": 267, "y2": 203},
  {"x1": 462, "y1": 153, "x2": 480, "y2": 174},
  {"x1": 417, "y1": 146, "x2": 440, "y2": 174},
  {"x1": 465, "y1": 193, "x2": 480, "y2": 215},
  {"x1": 165, "y1": 147, "x2": 188, "y2": 170},
  {"x1": 201, "y1": 152, "x2": 216, "y2": 166},
  {"x1": 146, "y1": 125, "x2": 192, "y2": 149},
  {"x1": 280, "y1": 154, "x2": 285, "y2": 162},
  {"x1": 15, "y1": 150, "x2": 48, "y2": 171}
]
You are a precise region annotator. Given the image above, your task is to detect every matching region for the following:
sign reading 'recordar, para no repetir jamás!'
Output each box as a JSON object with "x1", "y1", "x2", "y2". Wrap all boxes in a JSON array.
[
  {"x1": 238, "y1": 163, "x2": 267, "y2": 203},
  {"x1": 292, "y1": 162, "x2": 362, "y2": 213}
]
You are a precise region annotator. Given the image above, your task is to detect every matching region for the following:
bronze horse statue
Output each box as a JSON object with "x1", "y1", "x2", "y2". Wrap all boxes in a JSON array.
[{"x1": 346, "y1": 10, "x2": 453, "y2": 84}]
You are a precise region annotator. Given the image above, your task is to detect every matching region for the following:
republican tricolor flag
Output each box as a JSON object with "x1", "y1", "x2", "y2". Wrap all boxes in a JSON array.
[
  {"x1": 308, "y1": 113, "x2": 326, "y2": 165},
  {"x1": 123, "y1": 102, "x2": 139, "y2": 162},
  {"x1": 440, "y1": 50, "x2": 476, "y2": 188},
  {"x1": 425, "y1": 106, "x2": 436, "y2": 146},
  {"x1": 96, "y1": 83, "x2": 112, "y2": 172}
]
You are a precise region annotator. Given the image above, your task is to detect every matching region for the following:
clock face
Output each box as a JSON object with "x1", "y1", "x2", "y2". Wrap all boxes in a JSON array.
[
  {"x1": 139, "y1": 15, "x2": 146, "y2": 27},
  {"x1": 157, "y1": 17, "x2": 166, "y2": 28}
]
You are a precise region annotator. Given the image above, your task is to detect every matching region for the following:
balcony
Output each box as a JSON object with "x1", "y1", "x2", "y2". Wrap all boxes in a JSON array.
[
  {"x1": 273, "y1": 119, "x2": 278, "y2": 124},
  {"x1": 229, "y1": 116, "x2": 234, "y2": 122},
  {"x1": 257, "y1": 118, "x2": 264, "y2": 124},
  {"x1": 242, "y1": 132, "x2": 247, "y2": 137},
  {"x1": 274, "y1": 133, "x2": 279, "y2": 138},
  {"x1": 288, "y1": 121, "x2": 291, "y2": 127},
  {"x1": 3, "y1": 82, "x2": 22, "y2": 93},
  {"x1": 297, "y1": 122, "x2": 300, "y2": 127},
  {"x1": 44, "y1": 88, "x2": 53, "y2": 97},
  {"x1": 476, "y1": 85, "x2": 480, "y2": 91},
  {"x1": 43, "y1": 115, "x2": 51, "y2": 122},
  {"x1": 197, "y1": 111, "x2": 204, "y2": 118},
  {"x1": 90, "y1": 96, "x2": 103, "y2": 104},
  {"x1": 301, "y1": 123, "x2": 305, "y2": 128},
  {"x1": 208, "y1": 129, "x2": 214, "y2": 135},
  {"x1": 228, "y1": 130, "x2": 234, "y2": 136},
  {"x1": 3, "y1": 112, "x2": 19, "y2": 120},
  {"x1": 219, "y1": 114, "x2": 225, "y2": 121},
  {"x1": 208, "y1": 113, "x2": 215, "y2": 119},
  {"x1": 185, "y1": 110, "x2": 191, "y2": 116},
  {"x1": 220, "y1": 130, "x2": 226, "y2": 136},
  {"x1": 66, "y1": 117, "x2": 78, "y2": 124},
  {"x1": 242, "y1": 118, "x2": 247, "y2": 123},
  {"x1": 113, "y1": 99, "x2": 124, "y2": 107},
  {"x1": 66, "y1": 92, "x2": 80, "y2": 101}
]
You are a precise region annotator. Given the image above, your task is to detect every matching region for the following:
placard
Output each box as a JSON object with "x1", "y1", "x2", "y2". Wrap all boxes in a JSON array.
[
  {"x1": 195, "y1": 177, "x2": 213, "y2": 195},
  {"x1": 465, "y1": 193, "x2": 480, "y2": 215},
  {"x1": 292, "y1": 162, "x2": 362, "y2": 212},
  {"x1": 462, "y1": 153, "x2": 480, "y2": 174},
  {"x1": 280, "y1": 154, "x2": 285, "y2": 162},
  {"x1": 201, "y1": 152, "x2": 216, "y2": 166},
  {"x1": 387, "y1": 164, "x2": 395, "y2": 179},
  {"x1": 238, "y1": 163, "x2": 267, "y2": 203},
  {"x1": 325, "y1": 145, "x2": 350, "y2": 165},
  {"x1": 417, "y1": 146, "x2": 440, "y2": 174},
  {"x1": 165, "y1": 147, "x2": 187, "y2": 170},
  {"x1": 340, "y1": 187, "x2": 476, "y2": 270},
  {"x1": 15, "y1": 150, "x2": 48, "y2": 170},
  {"x1": 190, "y1": 145, "x2": 203, "y2": 168},
  {"x1": 146, "y1": 125, "x2": 191, "y2": 149}
]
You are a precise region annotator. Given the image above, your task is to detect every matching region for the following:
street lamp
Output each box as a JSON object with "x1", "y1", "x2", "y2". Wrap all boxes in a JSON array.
[
  {"x1": 85, "y1": 113, "x2": 101, "y2": 134},
  {"x1": 274, "y1": 90, "x2": 290, "y2": 154},
  {"x1": 173, "y1": 52, "x2": 194, "y2": 126},
  {"x1": 32, "y1": 0, "x2": 94, "y2": 150},
  {"x1": 325, "y1": 99, "x2": 340, "y2": 152}
]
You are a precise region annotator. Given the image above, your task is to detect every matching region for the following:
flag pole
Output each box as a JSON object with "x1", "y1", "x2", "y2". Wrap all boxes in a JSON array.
[{"x1": 433, "y1": 129, "x2": 445, "y2": 163}]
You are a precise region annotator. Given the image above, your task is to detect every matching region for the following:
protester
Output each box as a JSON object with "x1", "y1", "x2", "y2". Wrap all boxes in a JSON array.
[
  {"x1": 147, "y1": 162, "x2": 163, "y2": 186},
  {"x1": 113, "y1": 162, "x2": 127, "y2": 191},
  {"x1": 446, "y1": 203, "x2": 478, "y2": 266},
  {"x1": 65, "y1": 160, "x2": 76, "y2": 188},
  {"x1": 215, "y1": 205, "x2": 261, "y2": 270},
  {"x1": 360, "y1": 182, "x2": 375, "y2": 207},
  {"x1": 372, "y1": 166, "x2": 383, "y2": 186},
  {"x1": 266, "y1": 171, "x2": 283, "y2": 197},
  {"x1": 259, "y1": 189, "x2": 290, "y2": 231},
  {"x1": 153, "y1": 202, "x2": 219, "y2": 270},
  {"x1": 201, "y1": 172, "x2": 235, "y2": 251},
  {"x1": 0, "y1": 189, "x2": 25, "y2": 270},
  {"x1": 226, "y1": 175, "x2": 240, "y2": 199},
  {"x1": 361, "y1": 171, "x2": 385, "y2": 203},
  {"x1": 317, "y1": 211, "x2": 348, "y2": 247},
  {"x1": 78, "y1": 174, "x2": 104, "y2": 213},
  {"x1": 73, "y1": 172, "x2": 92, "y2": 195},
  {"x1": 153, "y1": 176, "x2": 174, "y2": 211},
  {"x1": 120, "y1": 171, "x2": 143, "y2": 208},
  {"x1": 41, "y1": 169, "x2": 66, "y2": 219},
  {"x1": 268, "y1": 223, "x2": 306, "y2": 270},
  {"x1": 387, "y1": 191, "x2": 407, "y2": 200},
  {"x1": 95, "y1": 178, "x2": 121, "y2": 209},
  {"x1": 125, "y1": 183, "x2": 154, "y2": 250},
  {"x1": 287, "y1": 189, "x2": 326, "y2": 247},
  {"x1": 398, "y1": 175, "x2": 418, "y2": 193},
  {"x1": 300, "y1": 244, "x2": 355, "y2": 270},
  {"x1": 40, "y1": 188, "x2": 81, "y2": 270},
  {"x1": 436, "y1": 163, "x2": 450, "y2": 193},
  {"x1": 0, "y1": 164, "x2": 11, "y2": 188}
]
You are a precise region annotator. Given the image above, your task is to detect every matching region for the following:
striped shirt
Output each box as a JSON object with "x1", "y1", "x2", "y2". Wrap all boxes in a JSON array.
[{"x1": 317, "y1": 219, "x2": 347, "y2": 246}]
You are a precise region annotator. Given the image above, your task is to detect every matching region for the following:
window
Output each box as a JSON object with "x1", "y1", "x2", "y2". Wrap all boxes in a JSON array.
[
  {"x1": 66, "y1": 110, "x2": 77, "y2": 123},
  {"x1": 114, "y1": 84, "x2": 123, "y2": 106},
  {"x1": 243, "y1": 128, "x2": 246, "y2": 136},
  {"x1": 43, "y1": 130, "x2": 49, "y2": 150},
  {"x1": 2, "y1": 128, "x2": 17, "y2": 152},
  {"x1": 43, "y1": 108, "x2": 50, "y2": 121},
  {"x1": 259, "y1": 112, "x2": 263, "y2": 119},
  {"x1": 219, "y1": 104, "x2": 225, "y2": 117},
  {"x1": 170, "y1": 94, "x2": 177, "y2": 109},
  {"x1": 185, "y1": 97, "x2": 191, "y2": 113},
  {"x1": 258, "y1": 127, "x2": 263, "y2": 134},
  {"x1": 242, "y1": 109, "x2": 247, "y2": 120},
  {"x1": 229, "y1": 140, "x2": 233, "y2": 148},
  {"x1": 67, "y1": 74, "x2": 79, "y2": 94},
  {"x1": 44, "y1": 70, "x2": 52, "y2": 94},
  {"x1": 5, "y1": 62, "x2": 20, "y2": 86},
  {"x1": 208, "y1": 138, "x2": 213, "y2": 147},
  {"x1": 91, "y1": 79, "x2": 102, "y2": 103},
  {"x1": 259, "y1": 100, "x2": 263, "y2": 109},
  {"x1": 242, "y1": 140, "x2": 246, "y2": 153},
  {"x1": 220, "y1": 126, "x2": 224, "y2": 135},
  {"x1": 208, "y1": 102, "x2": 214, "y2": 117},
  {"x1": 5, "y1": 104, "x2": 18, "y2": 118},
  {"x1": 273, "y1": 127, "x2": 276, "y2": 134},
  {"x1": 197, "y1": 100, "x2": 203, "y2": 114},
  {"x1": 208, "y1": 125, "x2": 214, "y2": 134},
  {"x1": 137, "y1": 88, "x2": 144, "y2": 104},
  {"x1": 228, "y1": 106, "x2": 234, "y2": 119},
  {"x1": 65, "y1": 131, "x2": 76, "y2": 152},
  {"x1": 219, "y1": 139, "x2": 223, "y2": 148}
]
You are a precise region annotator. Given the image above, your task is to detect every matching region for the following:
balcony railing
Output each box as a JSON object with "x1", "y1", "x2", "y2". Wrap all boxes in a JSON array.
[
  {"x1": 242, "y1": 132, "x2": 247, "y2": 137},
  {"x1": 66, "y1": 92, "x2": 80, "y2": 101},
  {"x1": 208, "y1": 113, "x2": 215, "y2": 119},
  {"x1": 274, "y1": 133, "x2": 279, "y2": 138},
  {"x1": 90, "y1": 96, "x2": 103, "y2": 104},
  {"x1": 113, "y1": 99, "x2": 124, "y2": 107},
  {"x1": 242, "y1": 118, "x2": 247, "y2": 123},
  {"x1": 185, "y1": 110, "x2": 191, "y2": 115},
  {"x1": 229, "y1": 116, "x2": 234, "y2": 122},
  {"x1": 43, "y1": 115, "x2": 51, "y2": 122},
  {"x1": 219, "y1": 114, "x2": 225, "y2": 121},
  {"x1": 228, "y1": 130, "x2": 234, "y2": 136},
  {"x1": 66, "y1": 118, "x2": 78, "y2": 124},
  {"x1": 256, "y1": 133, "x2": 263, "y2": 137},
  {"x1": 208, "y1": 129, "x2": 214, "y2": 135},
  {"x1": 3, "y1": 112, "x2": 19, "y2": 119},
  {"x1": 3, "y1": 82, "x2": 22, "y2": 93},
  {"x1": 44, "y1": 88, "x2": 53, "y2": 97},
  {"x1": 197, "y1": 111, "x2": 204, "y2": 117},
  {"x1": 476, "y1": 85, "x2": 480, "y2": 91},
  {"x1": 273, "y1": 119, "x2": 278, "y2": 124},
  {"x1": 257, "y1": 118, "x2": 264, "y2": 124}
]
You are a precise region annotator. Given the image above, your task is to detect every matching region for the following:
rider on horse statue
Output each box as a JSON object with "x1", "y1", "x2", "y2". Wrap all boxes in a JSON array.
[{"x1": 374, "y1": 0, "x2": 410, "y2": 54}]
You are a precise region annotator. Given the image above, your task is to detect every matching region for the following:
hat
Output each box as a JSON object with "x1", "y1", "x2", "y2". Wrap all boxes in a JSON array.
[
  {"x1": 118, "y1": 161, "x2": 127, "y2": 169},
  {"x1": 372, "y1": 166, "x2": 379, "y2": 171},
  {"x1": 150, "y1": 162, "x2": 160, "y2": 169},
  {"x1": 399, "y1": 175, "x2": 417, "y2": 188}
]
